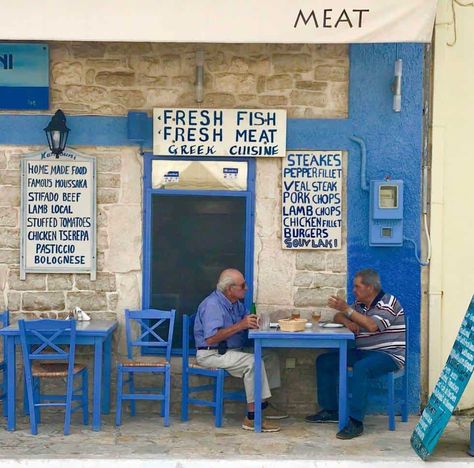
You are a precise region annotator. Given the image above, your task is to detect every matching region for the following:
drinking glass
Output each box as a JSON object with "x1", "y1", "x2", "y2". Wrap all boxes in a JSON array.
[
  {"x1": 258, "y1": 314, "x2": 270, "y2": 330},
  {"x1": 291, "y1": 310, "x2": 301, "y2": 320},
  {"x1": 312, "y1": 310, "x2": 322, "y2": 326}
]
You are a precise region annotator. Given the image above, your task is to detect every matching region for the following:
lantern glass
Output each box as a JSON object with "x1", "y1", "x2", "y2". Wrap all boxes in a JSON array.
[{"x1": 44, "y1": 109, "x2": 70, "y2": 156}]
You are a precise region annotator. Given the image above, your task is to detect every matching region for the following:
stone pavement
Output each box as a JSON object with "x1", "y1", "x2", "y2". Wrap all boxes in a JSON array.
[{"x1": 0, "y1": 411, "x2": 473, "y2": 467}]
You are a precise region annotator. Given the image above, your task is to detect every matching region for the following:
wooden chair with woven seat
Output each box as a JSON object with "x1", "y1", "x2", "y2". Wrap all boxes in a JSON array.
[
  {"x1": 0, "y1": 310, "x2": 9, "y2": 417},
  {"x1": 18, "y1": 319, "x2": 88, "y2": 435},
  {"x1": 115, "y1": 308, "x2": 175, "y2": 427},
  {"x1": 181, "y1": 314, "x2": 246, "y2": 427}
]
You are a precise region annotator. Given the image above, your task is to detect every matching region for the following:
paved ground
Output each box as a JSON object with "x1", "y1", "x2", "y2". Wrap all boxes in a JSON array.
[{"x1": 0, "y1": 410, "x2": 473, "y2": 466}]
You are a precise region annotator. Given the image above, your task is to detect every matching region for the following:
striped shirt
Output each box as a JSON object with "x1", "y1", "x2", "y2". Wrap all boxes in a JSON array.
[{"x1": 354, "y1": 290, "x2": 406, "y2": 368}]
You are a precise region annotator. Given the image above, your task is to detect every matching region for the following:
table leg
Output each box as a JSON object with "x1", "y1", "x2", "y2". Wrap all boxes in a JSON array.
[
  {"x1": 92, "y1": 337, "x2": 103, "y2": 431},
  {"x1": 254, "y1": 339, "x2": 262, "y2": 433},
  {"x1": 338, "y1": 340, "x2": 348, "y2": 431},
  {"x1": 102, "y1": 334, "x2": 112, "y2": 414},
  {"x1": 6, "y1": 337, "x2": 16, "y2": 431}
]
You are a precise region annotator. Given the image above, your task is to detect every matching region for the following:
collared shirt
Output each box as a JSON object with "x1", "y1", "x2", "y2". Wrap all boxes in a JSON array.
[
  {"x1": 354, "y1": 290, "x2": 406, "y2": 368},
  {"x1": 194, "y1": 290, "x2": 247, "y2": 349}
]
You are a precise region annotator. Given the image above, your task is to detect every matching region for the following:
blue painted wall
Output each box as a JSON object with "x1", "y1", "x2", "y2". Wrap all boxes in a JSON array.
[{"x1": 0, "y1": 43, "x2": 424, "y2": 412}]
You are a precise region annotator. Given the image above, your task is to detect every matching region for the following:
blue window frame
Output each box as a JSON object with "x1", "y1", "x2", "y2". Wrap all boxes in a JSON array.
[{"x1": 141, "y1": 153, "x2": 256, "y2": 354}]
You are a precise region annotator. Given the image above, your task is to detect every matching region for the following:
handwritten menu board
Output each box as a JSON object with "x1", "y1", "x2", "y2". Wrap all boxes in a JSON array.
[
  {"x1": 411, "y1": 296, "x2": 474, "y2": 460},
  {"x1": 153, "y1": 108, "x2": 287, "y2": 157},
  {"x1": 20, "y1": 149, "x2": 96, "y2": 280},
  {"x1": 282, "y1": 151, "x2": 342, "y2": 250}
]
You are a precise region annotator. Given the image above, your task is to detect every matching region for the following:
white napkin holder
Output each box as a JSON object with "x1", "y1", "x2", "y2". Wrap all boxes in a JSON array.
[{"x1": 66, "y1": 306, "x2": 91, "y2": 321}]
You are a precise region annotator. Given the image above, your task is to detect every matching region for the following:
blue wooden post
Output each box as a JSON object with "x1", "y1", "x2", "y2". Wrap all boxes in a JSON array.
[{"x1": 469, "y1": 420, "x2": 474, "y2": 456}]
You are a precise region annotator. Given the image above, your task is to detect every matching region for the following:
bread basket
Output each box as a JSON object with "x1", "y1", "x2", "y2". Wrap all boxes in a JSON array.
[{"x1": 278, "y1": 318, "x2": 307, "y2": 332}]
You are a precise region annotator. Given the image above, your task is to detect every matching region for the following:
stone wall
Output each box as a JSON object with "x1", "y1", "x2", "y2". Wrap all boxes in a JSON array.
[{"x1": 0, "y1": 41, "x2": 349, "y2": 415}]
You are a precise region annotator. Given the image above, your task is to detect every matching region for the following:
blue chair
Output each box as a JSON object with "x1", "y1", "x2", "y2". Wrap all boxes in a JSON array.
[
  {"x1": 0, "y1": 310, "x2": 9, "y2": 417},
  {"x1": 181, "y1": 314, "x2": 246, "y2": 427},
  {"x1": 347, "y1": 314, "x2": 409, "y2": 430},
  {"x1": 18, "y1": 319, "x2": 89, "y2": 435},
  {"x1": 115, "y1": 309, "x2": 175, "y2": 427}
]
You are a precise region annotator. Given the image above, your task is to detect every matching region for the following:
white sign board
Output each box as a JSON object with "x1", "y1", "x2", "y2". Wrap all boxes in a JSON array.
[
  {"x1": 1, "y1": 1, "x2": 437, "y2": 43},
  {"x1": 20, "y1": 149, "x2": 96, "y2": 280},
  {"x1": 153, "y1": 108, "x2": 287, "y2": 158},
  {"x1": 282, "y1": 151, "x2": 342, "y2": 250}
]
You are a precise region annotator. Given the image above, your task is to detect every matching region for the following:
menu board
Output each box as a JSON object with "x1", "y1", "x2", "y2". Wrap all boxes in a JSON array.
[
  {"x1": 282, "y1": 151, "x2": 342, "y2": 249},
  {"x1": 20, "y1": 149, "x2": 96, "y2": 280},
  {"x1": 153, "y1": 108, "x2": 287, "y2": 157},
  {"x1": 411, "y1": 296, "x2": 474, "y2": 460}
]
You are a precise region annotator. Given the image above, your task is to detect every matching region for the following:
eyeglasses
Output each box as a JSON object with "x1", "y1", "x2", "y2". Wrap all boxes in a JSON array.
[{"x1": 232, "y1": 281, "x2": 247, "y2": 290}]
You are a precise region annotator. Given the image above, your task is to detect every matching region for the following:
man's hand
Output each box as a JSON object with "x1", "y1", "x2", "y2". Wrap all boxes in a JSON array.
[
  {"x1": 345, "y1": 321, "x2": 360, "y2": 334},
  {"x1": 328, "y1": 295, "x2": 350, "y2": 313},
  {"x1": 240, "y1": 315, "x2": 259, "y2": 330}
]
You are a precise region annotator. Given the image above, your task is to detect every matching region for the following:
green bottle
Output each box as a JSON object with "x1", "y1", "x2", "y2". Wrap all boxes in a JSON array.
[{"x1": 250, "y1": 302, "x2": 257, "y2": 314}]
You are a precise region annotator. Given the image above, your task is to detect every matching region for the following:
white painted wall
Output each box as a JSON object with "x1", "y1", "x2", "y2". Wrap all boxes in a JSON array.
[{"x1": 430, "y1": 0, "x2": 474, "y2": 408}]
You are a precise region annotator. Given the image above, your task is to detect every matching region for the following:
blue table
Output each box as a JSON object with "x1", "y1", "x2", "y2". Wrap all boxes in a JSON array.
[
  {"x1": 249, "y1": 326, "x2": 354, "y2": 432},
  {"x1": 0, "y1": 319, "x2": 117, "y2": 432}
]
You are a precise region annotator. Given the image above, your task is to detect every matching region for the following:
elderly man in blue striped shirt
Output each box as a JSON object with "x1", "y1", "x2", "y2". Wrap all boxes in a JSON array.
[{"x1": 305, "y1": 268, "x2": 406, "y2": 439}]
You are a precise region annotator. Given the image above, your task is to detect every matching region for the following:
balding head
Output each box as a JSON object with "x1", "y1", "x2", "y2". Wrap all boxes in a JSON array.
[{"x1": 216, "y1": 268, "x2": 247, "y2": 303}]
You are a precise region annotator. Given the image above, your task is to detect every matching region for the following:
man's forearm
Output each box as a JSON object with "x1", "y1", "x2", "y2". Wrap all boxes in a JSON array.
[
  {"x1": 334, "y1": 312, "x2": 354, "y2": 327},
  {"x1": 343, "y1": 308, "x2": 378, "y2": 332},
  {"x1": 205, "y1": 322, "x2": 243, "y2": 346}
]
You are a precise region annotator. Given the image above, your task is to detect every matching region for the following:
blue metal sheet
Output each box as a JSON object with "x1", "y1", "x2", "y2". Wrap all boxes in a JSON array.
[{"x1": 0, "y1": 43, "x2": 49, "y2": 110}]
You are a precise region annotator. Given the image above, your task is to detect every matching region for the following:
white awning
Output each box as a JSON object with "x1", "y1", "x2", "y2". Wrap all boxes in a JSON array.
[{"x1": 2, "y1": 0, "x2": 437, "y2": 43}]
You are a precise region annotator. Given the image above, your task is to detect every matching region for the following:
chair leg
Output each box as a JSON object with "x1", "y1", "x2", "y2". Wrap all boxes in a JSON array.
[
  {"x1": 215, "y1": 371, "x2": 224, "y2": 428},
  {"x1": 387, "y1": 373, "x2": 396, "y2": 431},
  {"x1": 64, "y1": 371, "x2": 75, "y2": 436},
  {"x1": 82, "y1": 369, "x2": 89, "y2": 426},
  {"x1": 23, "y1": 374, "x2": 29, "y2": 416},
  {"x1": 129, "y1": 372, "x2": 136, "y2": 417},
  {"x1": 33, "y1": 378, "x2": 41, "y2": 425},
  {"x1": 25, "y1": 373, "x2": 37, "y2": 435},
  {"x1": 401, "y1": 371, "x2": 409, "y2": 422},
  {"x1": 181, "y1": 369, "x2": 189, "y2": 422},
  {"x1": 2, "y1": 369, "x2": 7, "y2": 418},
  {"x1": 115, "y1": 366, "x2": 123, "y2": 426},
  {"x1": 163, "y1": 367, "x2": 171, "y2": 427}
]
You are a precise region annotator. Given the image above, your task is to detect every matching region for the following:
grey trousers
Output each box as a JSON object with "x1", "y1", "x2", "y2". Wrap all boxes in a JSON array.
[{"x1": 196, "y1": 348, "x2": 281, "y2": 404}]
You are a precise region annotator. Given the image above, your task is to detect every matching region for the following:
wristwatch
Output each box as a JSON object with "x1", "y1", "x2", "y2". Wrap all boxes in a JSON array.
[{"x1": 346, "y1": 308, "x2": 354, "y2": 318}]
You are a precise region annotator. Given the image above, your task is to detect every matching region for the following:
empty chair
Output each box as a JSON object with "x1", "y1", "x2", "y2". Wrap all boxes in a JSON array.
[
  {"x1": 0, "y1": 310, "x2": 9, "y2": 416},
  {"x1": 19, "y1": 319, "x2": 88, "y2": 435},
  {"x1": 181, "y1": 314, "x2": 246, "y2": 427},
  {"x1": 115, "y1": 309, "x2": 175, "y2": 427}
]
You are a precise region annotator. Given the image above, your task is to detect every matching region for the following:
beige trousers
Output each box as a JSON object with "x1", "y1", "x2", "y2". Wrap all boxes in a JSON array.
[{"x1": 196, "y1": 348, "x2": 281, "y2": 404}]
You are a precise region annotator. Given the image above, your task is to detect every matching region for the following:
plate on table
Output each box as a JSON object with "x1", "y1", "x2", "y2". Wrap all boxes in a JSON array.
[
  {"x1": 321, "y1": 323, "x2": 344, "y2": 328},
  {"x1": 269, "y1": 322, "x2": 279, "y2": 328}
]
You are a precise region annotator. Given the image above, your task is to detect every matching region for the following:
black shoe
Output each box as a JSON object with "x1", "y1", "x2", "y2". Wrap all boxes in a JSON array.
[
  {"x1": 304, "y1": 409, "x2": 339, "y2": 424},
  {"x1": 336, "y1": 419, "x2": 364, "y2": 440}
]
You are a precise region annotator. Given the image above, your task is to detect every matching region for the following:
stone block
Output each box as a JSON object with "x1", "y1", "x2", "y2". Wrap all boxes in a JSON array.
[
  {"x1": 138, "y1": 75, "x2": 169, "y2": 87},
  {"x1": 76, "y1": 272, "x2": 116, "y2": 292},
  {"x1": 314, "y1": 44, "x2": 348, "y2": 59},
  {"x1": 97, "y1": 155, "x2": 121, "y2": 173},
  {"x1": 104, "y1": 205, "x2": 141, "y2": 273},
  {"x1": 0, "y1": 229, "x2": 19, "y2": 248},
  {"x1": 325, "y1": 253, "x2": 347, "y2": 273},
  {"x1": 328, "y1": 82, "x2": 349, "y2": 114},
  {"x1": 91, "y1": 104, "x2": 127, "y2": 115},
  {"x1": 272, "y1": 54, "x2": 312, "y2": 73},
  {"x1": 71, "y1": 43, "x2": 106, "y2": 58},
  {"x1": 0, "y1": 249, "x2": 19, "y2": 265},
  {"x1": 106, "y1": 43, "x2": 152, "y2": 56},
  {"x1": 0, "y1": 187, "x2": 20, "y2": 206},
  {"x1": 108, "y1": 292, "x2": 119, "y2": 311},
  {"x1": 203, "y1": 93, "x2": 236, "y2": 108},
  {"x1": 290, "y1": 90, "x2": 327, "y2": 107},
  {"x1": 8, "y1": 269, "x2": 46, "y2": 291},
  {"x1": 0, "y1": 151, "x2": 6, "y2": 169},
  {"x1": 266, "y1": 74, "x2": 293, "y2": 90},
  {"x1": 97, "y1": 188, "x2": 119, "y2": 204},
  {"x1": 214, "y1": 73, "x2": 257, "y2": 94},
  {"x1": 135, "y1": 57, "x2": 161, "y2": 76},
  {"x1": 206, "y1": 52, "x2": 228, "y2": 73},
  {"x1": 255, "y1": 198, "x2": 278, "y2": 238},
  {"x1": 0, "y1": 264, "x2": 7, "y2": 290},
  {"x1": 23, "y1": 292, "x2": 65, "y2": 311},
  {"x1": 247, "y1": 56, "x2": 272, "y2": 74},
  {"x1": 6, "y1": 152, "x2": 22, "y2": 170},
  {"x1": 47, "y1": 274, "x2": 73, "y2": 291},
  {"x1": 258, "y1": 95, "x2": 288, "y2": 106},
  {"x1": 0, "y1": 170, "x2": 20, "y2": 186},
  {"x1": 7, "y1": 291, "x2": 20, "y2": 311},
  {"x1": 295, "y1": 81, "x2": 328, "y2": 92},
  {"x1": 109, "y1": 90, "x2": 146, "y2": 108},
  {"x1": 97, "y1": 207, "x2": 108, "y2": 228},
  {"x1": 0, "y1": 207, "x2": 17, "y2": 227},
  {"x1": 314, "y1": 65, "x2": 348, "y2": 82},
  {"x1": 97, "y1": 173, "x2": 121, "y2": 189},
  {"x1": 294, "y1": 272, "x2": 313, "y2": 287},
  {"x1": 294, "y1": 287, "x2": 336, "y2": 307},
  {"x1": 296, "y1": 252, "x2": 326, "y2": 271},
  {"x1": 161, "y1": 55, "x2": 181, "y2": 76},
  {"x1": 51, "y1": 62, "x2": 83, "y2": 85},
  {"x1": 66, "y1": 292, "x2": 107, "y2": 311},
  {"x1": 146, "y1": 88, "x2": 181, "y2": 107},
  {"x1": 238, "y1": 94, "x2": 258, "y2": 105},
  {"x1": 64, "y1": 85, "x2": 107, "y2": 103},
  {"x1": 97, "y1": 228, "x2": 109, "y2": 250},
  {"x1": 313, "y1": 272, "x2": 346, "y2": 289},
  {"x1": 119, "y1": 150, "x2": 143, "y2": 204}
]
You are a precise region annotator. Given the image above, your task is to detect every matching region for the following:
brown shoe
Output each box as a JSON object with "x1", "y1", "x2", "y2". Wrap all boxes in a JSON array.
[
  {"x1": 242, "y1": 416, "x2": 280, "y2": 432},
  {"x1": 264, "y1": 403, "x2": 288, "y2": 420}
]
